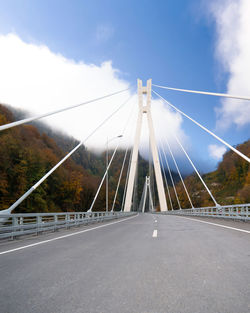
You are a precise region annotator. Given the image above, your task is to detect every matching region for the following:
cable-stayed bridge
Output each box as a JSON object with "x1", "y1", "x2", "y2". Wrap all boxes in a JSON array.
[{"x1": 0, "y1": 79, "x2": 249, "y2": 313}]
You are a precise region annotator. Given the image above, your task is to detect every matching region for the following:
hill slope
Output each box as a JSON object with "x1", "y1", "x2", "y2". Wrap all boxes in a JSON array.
[
  {"x1": 0, "y1": 104, "x2": 149, "y2": 213},
  {"x1": 1, "y1": 104, "x2": 248, "y2": 212},
  {"x1": 169, "y1": 140, "x2": 250, "y2": 209},
  {"x1": 0, "y1": 105, "x2": 100, "y2": 212}
]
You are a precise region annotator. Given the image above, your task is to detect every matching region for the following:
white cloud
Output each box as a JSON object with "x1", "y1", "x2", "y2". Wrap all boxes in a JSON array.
[
  {"x1": 0, "y1": 33, "x2": 187, "y2": 158},
  {"x1": 208, "y1": 144, "x2": 227, "y2": 160},
  {"x1": 209, "y1": 0, "x2": 250, "y2": 129}
]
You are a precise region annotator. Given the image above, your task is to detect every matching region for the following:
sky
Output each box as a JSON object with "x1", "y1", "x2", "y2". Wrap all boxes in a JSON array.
[{"x1": 0, "y1": 0, "x2": 249, "y2": 174}]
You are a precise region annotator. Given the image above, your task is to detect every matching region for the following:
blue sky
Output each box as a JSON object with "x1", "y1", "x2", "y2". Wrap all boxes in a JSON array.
[{"x1": 0, "y1": 0, "x2": 249, "y2": 173}]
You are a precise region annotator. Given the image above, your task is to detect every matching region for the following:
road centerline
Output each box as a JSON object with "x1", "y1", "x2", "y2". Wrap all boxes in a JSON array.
[{"x1": 152, "y1": 229, "x2": 158, "y2": 238}]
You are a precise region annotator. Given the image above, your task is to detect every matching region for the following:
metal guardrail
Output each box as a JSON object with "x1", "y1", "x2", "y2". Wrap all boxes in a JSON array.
[
  {"x1": 156, "y1": 203, "x2": 250, "y2": 221},
  {"x1": 0, "y1": 211, "x2": 135, "y2": 240}
]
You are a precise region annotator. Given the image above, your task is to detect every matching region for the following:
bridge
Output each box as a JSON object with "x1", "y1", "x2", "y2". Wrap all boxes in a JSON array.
[{"x1": 0, "y1": 79, "x2": 249, "y2": 313}]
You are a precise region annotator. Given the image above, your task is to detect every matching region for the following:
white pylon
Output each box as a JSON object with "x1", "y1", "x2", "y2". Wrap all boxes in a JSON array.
[
  {"x1": 124, "y1": 79, "x2": 168, "y2": 212},
  {"x1": 140, "y1": 176, "x2": 154, "y2": 213}
]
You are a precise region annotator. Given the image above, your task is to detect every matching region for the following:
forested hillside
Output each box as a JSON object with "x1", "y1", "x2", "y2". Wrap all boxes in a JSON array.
[
  {"x1": 0, "y1": 105, "x2": 96, "y2": 212},
  {"x1": 0, "y1": 104, "x2": 150, "y2": 213},
  {"x1": 169, "y1": 140, "x2": 250, "y2": 209},
  {"x1": 0, "y1": 104, "x2": 249, "y2": 213}
]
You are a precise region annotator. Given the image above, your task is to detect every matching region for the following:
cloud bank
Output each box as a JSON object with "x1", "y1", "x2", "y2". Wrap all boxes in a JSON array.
[
  {"x1": 0, "y1": 33, "x2": 187, "y2": 162},
  {"x1": 209, "y1": 0, "x2": 250, "y2": 129},
  {"x1": 208, "y1": 144, "x2": 227, "y2": 160}
]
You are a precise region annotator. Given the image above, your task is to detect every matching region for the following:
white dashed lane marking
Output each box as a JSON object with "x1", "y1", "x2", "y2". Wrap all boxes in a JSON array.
[{"x1": 152, "y1": 230, "x2": 158, "y2": 238}]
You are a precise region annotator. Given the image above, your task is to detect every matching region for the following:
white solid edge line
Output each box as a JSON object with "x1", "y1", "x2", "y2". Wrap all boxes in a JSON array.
[
  {"x1": 152, "y1": 229, "x2": 158, "y2": 238},
  {"x1": 0, "y1": 214, "x2": 139, "y2": 256},
  {"x1": 175, "y1": 215, "x2": 250, "y2": 234}
]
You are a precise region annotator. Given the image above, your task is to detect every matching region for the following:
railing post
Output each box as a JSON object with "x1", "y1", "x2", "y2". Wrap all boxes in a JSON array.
[
  {"x1": 65, "y1": 214, "x2": 69, "y2": 229},
  {"x1": 19, "y1": 216, "x2": 24, "y2": 234},
  {"x1": 11, "y1": 216, "x2": 18, "y2": 240},
  {"x1": 36, "y1": 215, "x2": 42, "y2": 235},
  {"x1": 54, "y1": 215, "x2": 58, "y2": 231}
]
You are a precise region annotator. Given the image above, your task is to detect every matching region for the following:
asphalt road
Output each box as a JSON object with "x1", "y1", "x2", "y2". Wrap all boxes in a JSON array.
[{"x1": 0, "y1": 214, "x2": 250, "y2": 313}]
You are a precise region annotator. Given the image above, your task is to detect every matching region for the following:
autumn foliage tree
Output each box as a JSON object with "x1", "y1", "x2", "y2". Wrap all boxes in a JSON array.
[
  {"x1": 0, "y1": 105, "x2": 101, "y2": 213},
  {"x1": 167, "y1": 139, "x2": 250, "y2": 208}
]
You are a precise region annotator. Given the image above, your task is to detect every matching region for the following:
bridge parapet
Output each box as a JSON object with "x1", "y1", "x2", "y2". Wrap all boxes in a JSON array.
[
  {"x1": 155, "y1": 204, "x2": 250, "y2": 221},
  {"x1": 0, "y1": 211, "x2": 136, "y2": 240}
]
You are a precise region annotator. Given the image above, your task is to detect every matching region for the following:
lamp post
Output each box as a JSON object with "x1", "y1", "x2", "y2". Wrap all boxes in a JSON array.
[{"x1": 106, "y1": 135, "x2": 123, "y2": 212}]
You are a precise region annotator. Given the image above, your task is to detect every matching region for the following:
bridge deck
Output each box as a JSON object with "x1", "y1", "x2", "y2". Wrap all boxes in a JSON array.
[{"x1": 0, "y1": 214, "x2": 249, "y2": 313}]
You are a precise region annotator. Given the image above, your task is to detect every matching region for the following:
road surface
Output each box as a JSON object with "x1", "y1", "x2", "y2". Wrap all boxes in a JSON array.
[{"x1": 0, "y1": 213, "x2": 249, "y2": 313}]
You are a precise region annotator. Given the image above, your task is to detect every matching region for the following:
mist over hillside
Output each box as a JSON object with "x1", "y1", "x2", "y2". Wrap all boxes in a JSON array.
[
  {"x1": 0, "y1": 104, "x2": 151, "y2": 212},
  {"x1": 1, "y1": 104, "x2": 248, "y2": 213}
]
